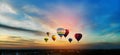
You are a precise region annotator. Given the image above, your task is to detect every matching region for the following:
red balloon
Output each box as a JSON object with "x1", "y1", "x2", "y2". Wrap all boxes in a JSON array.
[
  {"x1": 64, "y1": 29, "x2": 69, "y2": 38},
  {"x1": 75, "y1": 33, "x2": 82, "y2": 42}
]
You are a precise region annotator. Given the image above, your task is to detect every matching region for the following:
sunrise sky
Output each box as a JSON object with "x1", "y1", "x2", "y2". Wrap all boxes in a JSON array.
[{"x1": 0, "y1": 0, "x2": 120, "y2": 49}]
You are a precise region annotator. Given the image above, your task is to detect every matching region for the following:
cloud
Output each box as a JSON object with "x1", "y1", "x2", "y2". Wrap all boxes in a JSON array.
[
  {"x1": 22, "y1": 5, "x2": 60, "y2": 32},
  {"x1": 1, "y1": 0, "x2": 120, "y2": 45},
  {"x1": 0, "y1": 14, "x2": 47, "y2": 32},
  {"x1": 0, "y1": 3, "x2": 16, "y2": 14},
  {"x1": 22, "y1": 4, "x2": 86, "y2": 33},
  {"x1": 0, "y1": 35, "x2": 41, "y2": 47},
  {"x1": 23, "y1": 5, "x2": 46, "y2": 15},
  {"x1": 0, "y1": 3, "x2": 47, "y2": 32},
  {"x1": 0, "y1": 23, "x2": 46, "y2": 36}
]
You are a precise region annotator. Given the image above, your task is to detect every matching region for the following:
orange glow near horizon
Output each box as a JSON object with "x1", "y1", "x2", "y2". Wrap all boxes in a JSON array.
[{"x1": 0, "y1": 35, "x2": 87, "y2": 49}]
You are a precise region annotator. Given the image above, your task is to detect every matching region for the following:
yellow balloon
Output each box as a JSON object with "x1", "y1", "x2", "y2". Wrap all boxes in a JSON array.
[{"x1": 52, "y1": 35, "x2": 56, "y2": 41}]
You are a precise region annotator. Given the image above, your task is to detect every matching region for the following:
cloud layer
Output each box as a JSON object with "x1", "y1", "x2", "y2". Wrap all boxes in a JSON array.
[{"x1": 0, "y1": 0, "x2": 120, "y2": 48}]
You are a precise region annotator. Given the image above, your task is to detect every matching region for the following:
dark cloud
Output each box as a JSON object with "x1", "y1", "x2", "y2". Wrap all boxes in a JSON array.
[{"x1": 0, "y1": 23, "x2": 46, "y2": 36}]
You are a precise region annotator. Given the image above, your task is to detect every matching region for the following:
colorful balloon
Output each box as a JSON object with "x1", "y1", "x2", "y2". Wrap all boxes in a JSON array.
[
  {"x1": 68, "y1": 38, "x2": 72, "y2": 43},
  {"x1": 52, "y1": 35, "x2": 56, "y2": 41},
  {"x1": 44, "y1": 37, "x2": 49, "y2": 42},
  {"x1": 75, "y1": 33, "x2": 82, "y2": 42},
  {"x1": 57, "y1": 28, "x2": 65, "y2": 38},
  {"x1": 64, "y1": 29, "x2": 69, "y2": 38},
  {"x1": 46, "y1": 32, "x2": 50, "y2": 36}
]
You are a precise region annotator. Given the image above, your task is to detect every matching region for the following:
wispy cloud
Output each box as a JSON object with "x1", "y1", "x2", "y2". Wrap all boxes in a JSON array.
[
  {"x1": 0, "y1": 36, "x2": 41, "y2": 47},
  {"x1": 0, "y1": 3, "x2": 16, "y2": 14}
]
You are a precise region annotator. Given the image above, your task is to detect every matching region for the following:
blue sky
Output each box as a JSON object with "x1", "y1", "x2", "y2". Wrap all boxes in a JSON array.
[{"x1": 0, "y1": 0, "x2": 120, "y2": 48}]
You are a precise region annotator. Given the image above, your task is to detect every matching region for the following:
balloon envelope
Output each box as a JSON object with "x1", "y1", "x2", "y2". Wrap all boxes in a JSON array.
[
  {"x1": 44, "y1": 37, "x2": 49, "y2": 42},
  {"x1": 64, "y1": 29, "x2": 69, "y2": 38},
  {"x1": 57, "y1": 28, "x2": 65, "y2": 38},
  {"x1": 52, "y1": 35, "x2": 56, "y2": 41},
  {"x1": 46, "y1": 32, "x2": 50, "y2": 36},
  {"x1": 68, "y1": 38, "x2": 72, "y2": 43},
  {"x1": 75, "y1": 33, "x2": 82, "y2": 42}
]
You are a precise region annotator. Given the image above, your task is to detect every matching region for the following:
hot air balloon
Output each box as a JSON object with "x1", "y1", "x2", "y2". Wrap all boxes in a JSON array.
[
  {"x1": 57, "y1": 28, "x2": 65, "y2": 38},
  {"x1": 46, "y1": 32, "x2": 50, "y2": 36},
  {"x1": 64, "y1": 29, "x2": 69, "y2": 38},
  {"x1": 52, "y1": 35, "x2": 56, "y2": 41},
  {"x1": 44, "y1": 37, "x2": 49, "y2": 42},
  {"x1": 68, "y1": 38, "x2": 72, "y2": 43},
  {"x1": 75, "y1": 33, "x2": 82, "y2": 42}
]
